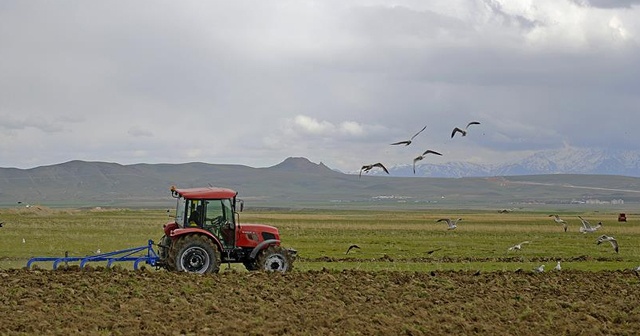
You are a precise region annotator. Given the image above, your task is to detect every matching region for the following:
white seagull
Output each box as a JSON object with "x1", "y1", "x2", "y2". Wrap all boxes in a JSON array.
[
  {"x1": 596, "y1": 235, "x2": 619, "y2": 253},
  {"x1": 549, "y1": 214, "x2": 568, "y2": 232},
  {"x1": 412, "y1": 149, "x2": 443, "y2": 174},
  {"x1": 451, "y1": 121, "x2": 481, "y2": 138},
  {"x1": 508, "y1": 241, "x2": 531, "y2": 251},
  {"x1": 533, "y1": 264, "x2": 545, "y2": 273},
  {"x1": 436, "y1": 218, "x2": 461, "y2": 230},
  {"x1": 578, "y1": 216, "x2": 602, "y2": 233},
  {"x1": 359, "y1": 163, "x2": 390, "y2": 178},
  {"x1": 554, "y1": 261, "x2": 562, "y2": 271},
  {"x1": 390, "y1": 125, "x2": 427, "y2": 146}
]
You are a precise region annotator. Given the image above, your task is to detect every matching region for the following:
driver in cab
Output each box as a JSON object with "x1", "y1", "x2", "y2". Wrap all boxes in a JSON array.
[{"x1": 188, "y1": 204, "x2": 203, "y2": 227}]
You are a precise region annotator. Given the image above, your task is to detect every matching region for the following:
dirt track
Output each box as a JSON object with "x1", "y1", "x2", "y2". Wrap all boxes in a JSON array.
[{"x1": 1, "y1": 268, "x2": 639, "y2": 335}]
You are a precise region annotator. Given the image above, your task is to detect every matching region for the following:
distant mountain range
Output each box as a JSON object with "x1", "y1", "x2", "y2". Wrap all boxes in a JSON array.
[
  {"x1": 385, "y1": 147, "x2": 640, "y2": 178},
  {"x1": 1, "y1": 155, "x2": 640, "y2": 208}
]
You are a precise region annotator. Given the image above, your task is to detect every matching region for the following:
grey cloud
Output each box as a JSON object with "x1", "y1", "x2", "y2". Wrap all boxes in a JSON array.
[{"x1": 573, "y1": 0, "x2": 640, "y2": 8}]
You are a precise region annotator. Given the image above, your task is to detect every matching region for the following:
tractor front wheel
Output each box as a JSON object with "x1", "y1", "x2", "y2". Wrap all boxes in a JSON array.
[
  {"x1": 256, "y1": 246, "x2": 294, "y2": 272},
  {"x1": 172, "y1": 234, "x2": 221, "y2": 274}
]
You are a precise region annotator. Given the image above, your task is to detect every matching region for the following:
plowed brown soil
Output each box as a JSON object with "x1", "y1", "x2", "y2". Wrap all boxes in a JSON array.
[{"x1": 1, "y1": 268, "x2": 639, "y2": 335}]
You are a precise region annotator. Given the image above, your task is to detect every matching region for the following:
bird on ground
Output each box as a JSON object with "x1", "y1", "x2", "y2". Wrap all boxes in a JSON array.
[
  {"x1": 426, "y1": 248, "x2": 442, "y2": 255},
  {"x1": 498, "y1": 209, "x2": 512, "y2": 213},
  {"x1": 22, "y1": 238, "x2": 25, "y2": 244},
  {"x1": 96, "y1": 249, "x2": 101, "y2": 254},
  {"x1": 549, "y1": 214, "x2": 568, "y2": 232},
  {"x1": 508, "y1": 241, "x2": 531, "y2": 251},
  {"x1": 554, "y1": 261, "x2": 562, "y2": 271},
  {"x1": 359, "y1": 163, "x2": 390, "y2": 178},
  {"x1": 345, "y1": 244, "x2": 361, "y2": 254},
  {"x1": 533, "y1": 264, "x2": 545, "y2": 273},
  {"x1": 451, "y1": 121, "x2": 481, "y2": 138},
  {"x1": 0, "y1": 221, "x2": 3, "y2": 228},
  {"x1": 596, "y1": 235, "x2": 619, "y2": 253},
  {"x1": 390, "y1": 125, "x2": 427, "y2": 146},
  {"x1": 436, "y1": 218, "x2": 461, "y2": 230},
  {"x1": 412, "y1": 150, "x2": 443, "y2": 174},
  {"x1": 578, "y1": 216, "x2": 602, "y2": 233}
]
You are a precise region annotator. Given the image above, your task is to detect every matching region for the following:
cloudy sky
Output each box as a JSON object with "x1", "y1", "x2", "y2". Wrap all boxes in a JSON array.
[{"x1": 1, "y1": 0, "x2": 638, "y2": 172}]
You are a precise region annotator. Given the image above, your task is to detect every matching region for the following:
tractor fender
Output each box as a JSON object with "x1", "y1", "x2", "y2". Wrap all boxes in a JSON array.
[
  {"x1": 250, "y1": 239, "x2": 280, "y2": 259},
  {"x1": 170, "y1": 227, "x2": 224, "y2": 253}
]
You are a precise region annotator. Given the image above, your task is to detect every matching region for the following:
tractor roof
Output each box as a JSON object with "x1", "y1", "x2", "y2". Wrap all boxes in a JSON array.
[{"x1": 171, "y1": 186, "x2": 237, "y2": 200}]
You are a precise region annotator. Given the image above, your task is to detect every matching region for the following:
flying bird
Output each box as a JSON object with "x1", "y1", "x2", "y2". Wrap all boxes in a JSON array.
[
  {"x1": 549, "y1": 214, "x2": 568, "y2": 232},
  {"x1": 390, "y1": 125, "x2": 427, "y2": 146},
  {"x1": 508, "y1": 241, "x2": 531, "y2": 251},
  {"x1": 554, "y1": 261, "x2": 562, "y2": 271},
  {"x1": 359, "y1": 163, "x2": 390, "y2": 178},
  {"x1": 578, "y1": 216, "x2": 602, "y2": 233},
  {"x1": 451, "y1": 121, "x2": 481, "y2": 138},
  {"x1": 436, "y1": 218, "x2": 461, "y2": 230},
  {"x1": 533, "y1": 264, "x2": 545, "y2": 273},
  {"x1": 596, "y1": 235, "x2": 618, "y2": 253},
  {"x1": 345, "y1": 244, "x2": 361, "y2": 254},
  {"x1": 412, "y1": 150, "x2": 443, "y2": 174}
]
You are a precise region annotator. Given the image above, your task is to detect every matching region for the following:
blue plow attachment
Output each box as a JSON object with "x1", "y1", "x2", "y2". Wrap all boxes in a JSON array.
[{"x1": 26, "y1": 239, "x2": 160, "y2": 270}]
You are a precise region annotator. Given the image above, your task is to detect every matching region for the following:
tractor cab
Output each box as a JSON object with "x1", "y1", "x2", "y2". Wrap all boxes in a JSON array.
[{"x1": 171, "y1": 186, "x2": 237, "y2": 248}]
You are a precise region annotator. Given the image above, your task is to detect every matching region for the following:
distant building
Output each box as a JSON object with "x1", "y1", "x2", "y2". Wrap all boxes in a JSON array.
[{"x1": 585, "y1": 199, "x2": 624, "y2": 205}]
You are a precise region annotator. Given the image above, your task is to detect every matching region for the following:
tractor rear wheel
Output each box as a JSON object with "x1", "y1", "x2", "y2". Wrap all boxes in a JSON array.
[
  {"x1": 172, "y1": 234, "x2": 221, "y2": 274},
  {"x1": 256, "y1": 246, "x2": 294, "y2": 272}
]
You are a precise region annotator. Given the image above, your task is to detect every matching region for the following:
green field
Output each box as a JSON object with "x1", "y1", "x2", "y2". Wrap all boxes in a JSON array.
[{"x1": 1, "y1": 206, "x2": 638, "y2": 272}]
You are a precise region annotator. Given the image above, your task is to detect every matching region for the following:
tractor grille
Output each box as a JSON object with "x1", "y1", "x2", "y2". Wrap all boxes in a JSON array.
[{"x1": 262, "y1": 232, "x2": 276, "y2": 241}]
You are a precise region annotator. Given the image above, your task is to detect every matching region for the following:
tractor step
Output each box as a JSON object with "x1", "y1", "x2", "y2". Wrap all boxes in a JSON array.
[{"x1": 26, "y1": 240, "x2": 160, "y2": 270}]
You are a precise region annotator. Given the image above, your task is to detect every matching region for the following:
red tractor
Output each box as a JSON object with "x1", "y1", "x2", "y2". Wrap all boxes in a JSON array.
[{"x1": 157, "y1": 186, "x2": 296, "y2": 273}]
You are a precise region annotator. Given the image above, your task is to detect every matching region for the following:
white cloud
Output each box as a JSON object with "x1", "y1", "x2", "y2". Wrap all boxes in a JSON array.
[{"x1": 292, "y1": 115, "x2": 335, "y2": 135}]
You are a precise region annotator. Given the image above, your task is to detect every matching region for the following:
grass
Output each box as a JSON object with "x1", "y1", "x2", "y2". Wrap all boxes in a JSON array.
[{"x1": 1, "y1": 207, "x2": 638, "y2": 271}]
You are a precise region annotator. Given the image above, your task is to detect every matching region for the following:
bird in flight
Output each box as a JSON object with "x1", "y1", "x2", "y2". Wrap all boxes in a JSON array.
[
  {"x1": 390, "y1": 125, "x2": 427, "y2": 146},
  {"x1": 596, "y1": 235, "x2": 618, "y2": 253},
  {"x1": 345, "y1": 244, "x2": 361, "y2": 254},
  {"x1": 436, "y1": 218, "x2": 461, "y2": 230},
  {"x1": 549, "y1": 214, "x2": 568, "y2": 232},
  {"x1": 508, "y1": 241, "x2": 531, "y2": 251},
  {"x1": 412, "y1": 149, "x2": 443, "y2": 174},
  {"x1": 359, "y1": 163, "x2": 390, "y2": 178},
  {"x1": 578, "y1": 216, "x2": 602, "y2": 233},
  {"x1": 451, "y1": 121, "x2": 481, "y2": 138}
]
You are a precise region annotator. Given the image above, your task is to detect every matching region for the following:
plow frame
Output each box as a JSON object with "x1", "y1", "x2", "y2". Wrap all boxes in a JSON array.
[{"x1": 26, "y1": 240, "x2": 160, "y2": 270}]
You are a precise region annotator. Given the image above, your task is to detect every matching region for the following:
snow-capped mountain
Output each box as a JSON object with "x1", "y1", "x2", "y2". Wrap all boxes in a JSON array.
[{"x1": 388, "y1": 148, "x2": 640, "y2": 177}]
